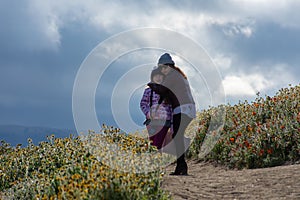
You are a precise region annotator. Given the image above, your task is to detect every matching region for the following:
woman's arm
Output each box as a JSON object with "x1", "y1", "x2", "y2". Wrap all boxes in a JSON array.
[{"x1": 147, "y1": 82, "x2": 169, "y2": 95}]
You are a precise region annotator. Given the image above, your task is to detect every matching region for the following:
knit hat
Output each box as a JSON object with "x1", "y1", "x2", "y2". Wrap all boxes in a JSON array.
[
  {"x1": 158, "y1": 53, "x2": 175, "y2": 65},
  {"x1": 150, "y1": 67, "x2": 163, "y2": 81}
]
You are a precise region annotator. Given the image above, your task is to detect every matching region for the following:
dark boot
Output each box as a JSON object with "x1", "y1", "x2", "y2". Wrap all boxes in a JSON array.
[{"x1": 170, "y1": 155, "x2": 188, "y2": 175}]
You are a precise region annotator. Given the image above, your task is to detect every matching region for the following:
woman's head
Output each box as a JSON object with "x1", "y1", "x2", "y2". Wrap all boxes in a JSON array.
[
  {"x1": 151, "y1": 67, "x2": 164, "y2": 83},
  {"x1": 157, "y1": 53, "x2": 187, "y2": 79},
  {"x1": 157, "y1": 53, "x2": 174, "y2": 76}
]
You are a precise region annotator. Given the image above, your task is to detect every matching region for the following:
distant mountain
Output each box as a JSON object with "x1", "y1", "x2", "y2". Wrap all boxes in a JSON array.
[{"x1": 0, "y1": 125, "x2": 76, "y2": 147}]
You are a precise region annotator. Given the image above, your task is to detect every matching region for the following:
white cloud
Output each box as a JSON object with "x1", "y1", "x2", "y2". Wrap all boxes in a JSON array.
[
  {"x1": 223, "y1": 75, "x2": 260, "y2": 96},
  {"x1": 43, "y1": 15, "x2": 61, "y2": 48},
  {"x1": 224, "y1": 24, "x2": 254, "y2": 38},
  {"x1": 3, "y1": 0, "x2": 300, "y2": 52},
  {"x1": 212, "y1": 54, "x2": 232, "y2": 71},
  {"x1": 228, "y1": 0, "x2": 300, "y2": 29},
  {"x1": 222, "y1": 63, "x2": 297, "y2": 97}
]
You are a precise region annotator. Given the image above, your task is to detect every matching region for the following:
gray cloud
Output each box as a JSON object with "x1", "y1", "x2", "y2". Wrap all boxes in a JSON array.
[{"x1": 0, "y1": 1, "x2": 61, "y2": 51}]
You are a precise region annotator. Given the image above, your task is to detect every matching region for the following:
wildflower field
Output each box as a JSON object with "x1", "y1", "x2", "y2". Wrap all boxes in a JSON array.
[
  {"x1": 0, "y1": 128, "x2": 170, "y2": 199},
  {"x1": 1, "y1": 84, "x2": 299, "y2": 199},
  {"x1": 188, "y1": 84, "x2": 300, "y2": 169}
]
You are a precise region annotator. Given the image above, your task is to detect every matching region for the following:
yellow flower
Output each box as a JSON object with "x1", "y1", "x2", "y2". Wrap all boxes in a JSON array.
[{"x1": 71, "y1": 173, "x2": 81, "y2": 180}]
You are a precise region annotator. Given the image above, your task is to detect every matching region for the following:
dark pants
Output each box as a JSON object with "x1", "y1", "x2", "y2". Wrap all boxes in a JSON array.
[{"x1": 172, "y1": 113, "x2": 193, "y2": 165}]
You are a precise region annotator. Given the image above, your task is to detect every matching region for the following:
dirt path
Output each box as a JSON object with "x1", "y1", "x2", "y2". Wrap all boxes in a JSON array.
[{"x1": 162, "y1": 160, "x2": 300, "y2": 199}]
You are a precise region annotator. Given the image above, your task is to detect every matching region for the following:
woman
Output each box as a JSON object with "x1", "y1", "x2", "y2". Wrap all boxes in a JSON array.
[
  {"x1": 140, "y1": 67, "x2": 172, "y2": 150},
  {"x1": 148, "y1": 53, "x2": 196, "y2": 175}
]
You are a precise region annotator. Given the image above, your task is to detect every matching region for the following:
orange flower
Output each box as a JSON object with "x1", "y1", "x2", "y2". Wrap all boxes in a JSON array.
[
  {"x1": 247, "y1": 125, "x2": 253, "y2": 132},
  {"x1": 259, "y1": 149, "x2": 264, "y2": 156},
  {"x1": 244, "y1": 140, "x2": 251, "y2": 148},
  {"x1": 237, "y1": 131, "x2": 242, "y2": 137},
  {"x1": 252, "y1": 111, "x2": 256, "y2": 116},
  {"x1": 267, "y1": 149, "x2": 273, "y2": 154},
  {"x1": 229, "y1": 137, "x2": 235, "y2": 142}
]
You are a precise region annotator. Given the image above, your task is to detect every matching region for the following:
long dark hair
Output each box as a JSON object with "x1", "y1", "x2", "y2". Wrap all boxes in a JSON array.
[{"x1": 169, "y1": 64, "x2": 187, "y2": 79}]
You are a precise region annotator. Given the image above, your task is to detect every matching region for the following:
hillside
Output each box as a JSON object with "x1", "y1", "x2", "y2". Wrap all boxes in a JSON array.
[{"x1": 187, "y1": 84, "x2": 300, "y2": 169}]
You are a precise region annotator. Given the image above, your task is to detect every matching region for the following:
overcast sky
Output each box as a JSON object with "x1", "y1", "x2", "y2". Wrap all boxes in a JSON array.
[{"x1": 0, "y1": 0, "x2": 299, "y2": 132}]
